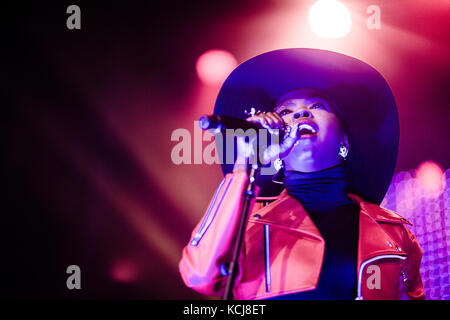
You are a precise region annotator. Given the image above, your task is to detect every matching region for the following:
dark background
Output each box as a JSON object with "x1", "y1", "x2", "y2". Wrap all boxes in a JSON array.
[{"x1": 2, "y1": 1, "x2": 449, "y2": 299}]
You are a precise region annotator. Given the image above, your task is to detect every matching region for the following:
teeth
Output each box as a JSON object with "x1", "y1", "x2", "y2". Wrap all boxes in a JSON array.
[{"x1": 298, "y1": 124, "x2": 316, "y2": 133}]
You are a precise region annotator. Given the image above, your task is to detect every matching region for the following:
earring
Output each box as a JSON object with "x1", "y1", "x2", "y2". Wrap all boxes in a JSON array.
[
  {"x1": 274, "y1": 158, "x2": 284, "y2": 172},
  {"x1": 272, "y1": 158, "x2": 285, "y2": 184},
  {"x1": 338, "y1": 143, "x2": 349, "y2": 160}
]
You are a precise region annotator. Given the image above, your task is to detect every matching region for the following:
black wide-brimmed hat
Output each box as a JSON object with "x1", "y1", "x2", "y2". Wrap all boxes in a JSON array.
[{"x1": 214, "y1": 48, "x2": 399, "y2": 204}]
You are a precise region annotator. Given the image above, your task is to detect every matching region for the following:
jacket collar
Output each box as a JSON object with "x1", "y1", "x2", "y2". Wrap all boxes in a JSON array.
[
  {"x1": 256, "y1": 189, "x2": 412, "y2": 226},
  {"x1": 347, "y1": 193, "x2": 412, "y2": 226},
  {"x1": 254, "y1": 189, "x2": 410, "y2": 264},
  {"x1": 251, "y1": 189, "x2": 322, "y2": 241}
]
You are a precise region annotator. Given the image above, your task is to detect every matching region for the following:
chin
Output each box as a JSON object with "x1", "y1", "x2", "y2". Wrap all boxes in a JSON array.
[
  {"x1": 291, "y1": 141, "x2": 316, "y2": 156},
  {"x1": 284, "y1": 149, "x2": 314, "y2": 167}
]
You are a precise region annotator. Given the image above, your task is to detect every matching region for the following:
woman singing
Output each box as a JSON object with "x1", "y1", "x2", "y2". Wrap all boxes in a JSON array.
[{"x1": 179, "y1": 48, "x2": 425, "y2": 300}]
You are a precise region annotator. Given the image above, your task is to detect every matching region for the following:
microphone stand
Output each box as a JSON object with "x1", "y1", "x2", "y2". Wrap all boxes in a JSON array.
[
  {"x1": 222, "y1": 158, "x2": 260, "y2": 300},
  {"x1": 198, "y1": 115, "x2": 272, "y2": 299}
]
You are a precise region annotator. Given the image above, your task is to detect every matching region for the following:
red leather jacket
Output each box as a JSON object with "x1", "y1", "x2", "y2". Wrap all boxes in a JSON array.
[{"x1": 179, "y1": 172, "x2": 425, "y2": 300}]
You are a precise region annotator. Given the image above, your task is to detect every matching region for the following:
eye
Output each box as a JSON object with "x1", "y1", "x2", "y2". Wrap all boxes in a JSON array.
[
  {"x1": 310, "y1": 103, "x2": 325, "y2": 110},
  {"x1": 278, "y1": 109, "x2": 292, "y2": 116}
]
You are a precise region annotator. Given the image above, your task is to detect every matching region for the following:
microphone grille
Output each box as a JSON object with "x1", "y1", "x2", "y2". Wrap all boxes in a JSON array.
[{"x1": 198, "y1": 115, "x2": 210, "y2": 129}]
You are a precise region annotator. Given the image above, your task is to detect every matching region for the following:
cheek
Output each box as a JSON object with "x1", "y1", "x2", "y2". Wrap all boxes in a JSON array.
[
  {"x1": 281, "y1": 115, "x2": 294, "y2": 125},
  {"x1": 319, "y1": 117, "x2": 343, "y2": 144}
]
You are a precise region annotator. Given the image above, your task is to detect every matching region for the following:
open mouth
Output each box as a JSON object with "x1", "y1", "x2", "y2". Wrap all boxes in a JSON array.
[{"x1": 298, "y1": 123, "x2": 318, "y2": 137}]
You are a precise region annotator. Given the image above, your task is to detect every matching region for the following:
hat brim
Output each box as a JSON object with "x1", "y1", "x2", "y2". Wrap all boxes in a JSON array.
[{"x1": 214, "y1": 48, "x2": 399, "y2": 204}]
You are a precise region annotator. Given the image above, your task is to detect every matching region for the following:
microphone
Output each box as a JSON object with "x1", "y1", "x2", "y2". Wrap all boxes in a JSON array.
[{"x1": 198, "y1": 114, "x2": 285, "y2": 139}]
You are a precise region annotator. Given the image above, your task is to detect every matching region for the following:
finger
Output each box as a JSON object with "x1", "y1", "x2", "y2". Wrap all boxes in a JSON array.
[
  {"x1": 246, "y1": 115, "x2": 268, "y2": 127},
  {"x1": 247, "y1": 114, "x2": 283, "y2": 136},
  {"x1": 247, "y1": 115, "x2": 276, "y2": 134},
  {"x1": 267, "y1": 113, "x2": 287, "y2": 135},
  {"x1": 265, "y1": 112, "x2": 282, "y2": 129},
  {"x1": 247, "y1": 110, "x2": 267, "y2": 121},
  {"x1": 279, "y1": 124, "x2": 300, "y2": 154},
  {"x1": 270, "y1": 112, "x2": 287, "y2": 129},
  {"x1": 287, "y1": 123, "x2": 300, "y2": 139},
  {"x1": 260, "y1": 114, "x2": 275, "y2": 128}
]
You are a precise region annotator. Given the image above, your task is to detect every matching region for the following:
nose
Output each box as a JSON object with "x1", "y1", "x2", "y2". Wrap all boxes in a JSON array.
[{"x1": 293, "y1": 109, "x2": 312, "y2": 119}]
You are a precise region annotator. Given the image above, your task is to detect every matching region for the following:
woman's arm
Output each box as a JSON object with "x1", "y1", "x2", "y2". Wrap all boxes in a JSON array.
[
  {"x1": 178, "y1": 170, "x2": 259, "y2": 296},
  {"x1": 179, "y1": 113, "x2": 283, "y2": 296}
]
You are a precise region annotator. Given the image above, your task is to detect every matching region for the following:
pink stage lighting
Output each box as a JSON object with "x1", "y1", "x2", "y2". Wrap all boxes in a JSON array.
[
  {"x1": 196, "y1": 49, "x2": 238, "y2": 85},
  {"x1": 416, "y1": 160, "x2": 446, "y2": 198},
  {"x1": 110, "y1": 259, "x2": 139, "y2": 283},
  {"x1": 308, "y1": 0, "x2": 352, "y2": 38}
]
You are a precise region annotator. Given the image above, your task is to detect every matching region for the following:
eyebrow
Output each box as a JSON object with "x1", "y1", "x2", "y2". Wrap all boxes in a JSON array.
[
  {"x1": 275, "y1": 97, "x2": 329, "y2": 111},
  {"x1": 277, "y1": 101, "x2": 296, "y2": 108}
]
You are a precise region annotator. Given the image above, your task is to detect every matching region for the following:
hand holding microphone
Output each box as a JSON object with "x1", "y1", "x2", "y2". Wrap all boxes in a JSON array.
[
  {"x1": 239, "y1": 111, "x2": 302, "y2": 167},
  {"x1": 199, "y1": 112, "x2": 302, "y2": 172}
]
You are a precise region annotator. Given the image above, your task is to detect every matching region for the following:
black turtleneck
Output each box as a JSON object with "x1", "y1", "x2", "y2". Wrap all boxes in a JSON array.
[{"x1": 269, "y1": 164, "x2": 360, "y2": 300}]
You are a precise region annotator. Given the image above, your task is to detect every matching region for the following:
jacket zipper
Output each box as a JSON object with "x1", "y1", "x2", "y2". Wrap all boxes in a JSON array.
[
  {"x1": 190, "y1": 177, "x2": 230, "y2": 246},
  {"x1": 355, "y1": 254, "x2": 406, "y2": 300},
  {"x1": 264, "y1": 224, "x2": 271, "y2": 292}
]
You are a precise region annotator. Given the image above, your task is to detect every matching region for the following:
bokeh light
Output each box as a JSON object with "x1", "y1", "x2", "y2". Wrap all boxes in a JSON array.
[
  {"x1": 110, "y1": 258, "x2": 140, "y2": 283},
  {"x1": 195, "y1": 49, "x2": 238, "y2": 85},
  {"x1": 416, "y1": 160, "x2": 446, "y2": 198},
  {"x1": 308, "y1": 0, "x2": 352, "y2": 38},
  {"x1": 382, "y1": 168, "x2": 450, "y2": 299}
]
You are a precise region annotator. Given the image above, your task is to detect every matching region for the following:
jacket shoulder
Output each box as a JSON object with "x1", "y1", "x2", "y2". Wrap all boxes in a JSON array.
[
  {"x1": 348, "y1": 193, "x2": 413, "y2": 225},
  {"x1": 379, "y1": 206, "x2": 413, "y2": 225}
]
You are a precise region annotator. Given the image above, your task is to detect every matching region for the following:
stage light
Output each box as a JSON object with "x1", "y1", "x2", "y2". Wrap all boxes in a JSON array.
[
  {"x1": 416, "y1": 160, "x2": 445, "y2": 198},
  {"x1": 196, "y1": 49, "x2": 238, "y2": 85},
  {"x1": 110, "y1": 258, "x2": 139, "y2": 283},
  {"x1": 308, "y1": 0, "x2": 352, "y2": 38}
]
